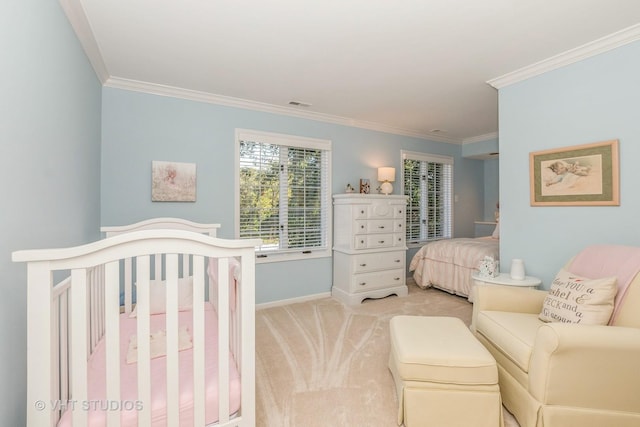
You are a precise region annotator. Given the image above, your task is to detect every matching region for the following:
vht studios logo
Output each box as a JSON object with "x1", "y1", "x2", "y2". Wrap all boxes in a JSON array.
[{"x1": 35, "y1": 400, "x2": 143, "y2": 412}]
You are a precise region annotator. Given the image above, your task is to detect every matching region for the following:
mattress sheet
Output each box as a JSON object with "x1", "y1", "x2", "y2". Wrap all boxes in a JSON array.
[
  {"x1": 409, "y1": 237, "x2": 499, "y2": 300},
  {"x1": 58, "y1": 304, "x2": 241, "y2": 427}
]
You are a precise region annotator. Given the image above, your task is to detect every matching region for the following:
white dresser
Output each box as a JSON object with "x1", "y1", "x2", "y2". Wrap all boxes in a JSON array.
[{"x1": 332, "y1": 194, "x2": 408, "y2": 305}]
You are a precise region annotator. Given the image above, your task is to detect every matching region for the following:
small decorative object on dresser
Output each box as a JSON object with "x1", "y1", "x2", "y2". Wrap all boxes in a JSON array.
[
  {"x1": 359, "y1": 178, "x2": 370, "y2": 194},
  {"x1": 332, "y1": 194, "x2": 408, "y2": 305}
]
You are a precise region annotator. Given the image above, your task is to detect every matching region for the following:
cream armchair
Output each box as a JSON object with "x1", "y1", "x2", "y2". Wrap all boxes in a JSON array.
[{"x1": 470, "y1": 246, "x2": 640, "y2": 427}]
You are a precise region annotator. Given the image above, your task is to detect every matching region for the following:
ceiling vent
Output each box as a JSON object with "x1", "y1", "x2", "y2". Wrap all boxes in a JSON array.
[{"x1": 289, "y1": 101, "x2": 312, "y2": 107}]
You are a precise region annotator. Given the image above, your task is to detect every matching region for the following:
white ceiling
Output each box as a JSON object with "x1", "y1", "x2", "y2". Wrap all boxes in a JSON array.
[{"x1": 63, "y1": 0, "x2": 640, "y2": 144}]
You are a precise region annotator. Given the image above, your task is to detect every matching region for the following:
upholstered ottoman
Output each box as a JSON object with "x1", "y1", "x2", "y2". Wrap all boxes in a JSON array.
[{"x1": 389, "y1": 316, "x2": 503, "y2": 427}]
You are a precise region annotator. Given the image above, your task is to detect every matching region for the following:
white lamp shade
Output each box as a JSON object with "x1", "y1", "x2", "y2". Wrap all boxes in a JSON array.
[{"x1": 378, "y1": 167, "x2": 395, "y2": 182}]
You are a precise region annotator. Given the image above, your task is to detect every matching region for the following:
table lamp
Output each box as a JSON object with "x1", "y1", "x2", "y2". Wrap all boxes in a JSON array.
[{"x1": 377, "y1": 167, "x2": 395, "y2": 195}]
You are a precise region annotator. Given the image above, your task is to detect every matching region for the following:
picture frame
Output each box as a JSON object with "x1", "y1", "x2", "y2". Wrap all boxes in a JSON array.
[
  {"x1": 152, "y1": 160, "x2": 197, "y2": 202},
  {"x1": 529, "y1": 139, "x2": 619, "y2": 206},
  {"x1": 359, "y1": 178, "x2": 370, "y2": 194}
]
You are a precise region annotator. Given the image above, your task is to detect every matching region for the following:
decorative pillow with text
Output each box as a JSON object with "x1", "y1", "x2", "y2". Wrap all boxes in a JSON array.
[{"x1": 539, "y1": 269, "x2": 617, "y2": 325}]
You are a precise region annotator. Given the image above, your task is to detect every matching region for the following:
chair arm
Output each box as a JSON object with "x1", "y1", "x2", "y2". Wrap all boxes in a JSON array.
[
  {"x1": 471, "y1": 285, "x2": 547, "y2": 332},
  {"x1": 528, "y1": 323, "x2": 640, "y2": 413}
]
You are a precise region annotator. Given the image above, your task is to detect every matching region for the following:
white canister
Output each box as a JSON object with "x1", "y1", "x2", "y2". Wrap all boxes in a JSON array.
[{"x1": 510, "y1": 259, "x2": 525, "y2": 280}]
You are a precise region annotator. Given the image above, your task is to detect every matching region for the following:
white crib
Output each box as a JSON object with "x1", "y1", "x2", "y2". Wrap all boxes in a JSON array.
[{"x1": 12, "y1": 218, "x2": 259, "y2": 427}]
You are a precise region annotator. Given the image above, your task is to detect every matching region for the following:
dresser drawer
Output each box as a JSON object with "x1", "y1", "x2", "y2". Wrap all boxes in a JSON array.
[
  {"x1": 351, "y1": 269, "x2": 405, "y2": 293},
  {"x1": 354, "y1": 205, "x2": 368, "y2": 219},
  {"x1": 353, "y1": 219, "x2": 397, "y2": 234},
  {"x1": 393, "y1": 233, "x2": 405, "y2": 247},
  {"x1": 354, "y1": 233, "x2": 395, "y2": 249},
  {"x1": 352, "y1": 251, "x2": 405, "y2": 273},
  {"x1": 393, "y1": 205, "x2": 405, "y2": 218},
  {"x1": 364, "y1": 219, "x2": 394, "y2": 233}
]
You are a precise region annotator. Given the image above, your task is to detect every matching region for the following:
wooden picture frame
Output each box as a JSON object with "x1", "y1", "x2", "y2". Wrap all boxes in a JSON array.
[
  {"x1": 529, "y1": 139, "x2": 619, "y2": 206},
  {"x1": 359, "y1": 178, "x2": 370, "y2": 194}
]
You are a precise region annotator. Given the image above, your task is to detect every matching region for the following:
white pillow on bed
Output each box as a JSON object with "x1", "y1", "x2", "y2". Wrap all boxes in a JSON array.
[
  {"x1": 491, "y1": 222, "x2": 500, "y2": 239},
  {"x1": 130, "y1": 276, "x2": 193, "y2": 317}
]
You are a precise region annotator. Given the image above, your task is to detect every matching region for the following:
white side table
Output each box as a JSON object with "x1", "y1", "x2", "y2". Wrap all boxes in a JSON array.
[{"x1": 472, "y1": 272, "x2": 541, "y2": 289}]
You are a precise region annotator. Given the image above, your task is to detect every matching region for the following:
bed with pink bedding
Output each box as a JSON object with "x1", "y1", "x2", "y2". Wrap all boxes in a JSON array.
[{"x1": 409, "y1": 237, "x2": 499, "y2": 301}]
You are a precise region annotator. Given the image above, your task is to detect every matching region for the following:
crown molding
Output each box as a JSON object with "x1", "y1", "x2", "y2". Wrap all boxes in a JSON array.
[
  {"x1": 462, "y1": 132, "x2": 499, "y2": 144},
  {"x1": 105, "y1": 77, "x2": 463, "y2": 144},
  {"x1": 59, "y1": 0, "x2": 109, "y2": 83},
  {"x1": 488, "y1": 23, "x2": 640, "y2": 89}
]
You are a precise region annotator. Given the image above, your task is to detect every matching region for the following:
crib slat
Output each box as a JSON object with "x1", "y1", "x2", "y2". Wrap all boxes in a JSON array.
[
  {"x1": 52, "y1": 287, "x2": 60, "y2": 422},
  {"x1": 136, "y1": 256, "x2": 152, "y2": 427},
  {"x1": 154, "y1": 253, "x2": 162, "y2": 280},
  {"x1": 165, "y1": 254, "x2": 180, "y2": 426},
  {"x1": 97, "y1": 265, "x2": 106, "y2": 342},
  {"x1": 192, "y1": 256, "x2": 206, "y2": 426},
  {"x1": 60, "y1": 291, "x2": 69, "y2": 407},
  {"x1": 240, "y1": 251, "x2": 257, "y2": 426},
  {"x1": 71, "y1": 268, "x2": 89, "y2": 427},
  {"x1": 181, "y1": 253, "x2": 191, "y2": 278},
  {"x1": 217, "y1": 257, "x2": 230, "y2": 424},
  {"x1": 105, "y1": 261, "x2": 121, "y2": 427},
  {"x1": 90, "y1": 271, "x2": 98, "y2": 352},
  {"x1": 26, "y1": 263, "x2": 56, "y2": 426},
  {"x1": 124, "y1": 258, "x2": 132, "y2": 313}
]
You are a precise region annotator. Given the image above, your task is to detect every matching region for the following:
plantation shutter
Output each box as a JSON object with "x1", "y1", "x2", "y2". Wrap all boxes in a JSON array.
[
  {"x1": 238, "y1": 130, "x2": 331, "y2": 256},
  {"x1": 402, "y1": 151, "x2": 453, "y2": 243}
]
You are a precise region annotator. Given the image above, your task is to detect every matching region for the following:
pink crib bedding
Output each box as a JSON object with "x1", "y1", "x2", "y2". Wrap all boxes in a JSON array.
[{"x1": 58, "y1": 304, "x2": 240, "y2": 427}]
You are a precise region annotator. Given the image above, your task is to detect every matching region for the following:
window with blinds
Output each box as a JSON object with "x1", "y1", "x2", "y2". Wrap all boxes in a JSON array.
[
  {"x1": 237, "y1": 130, "x2": 332, "y2": 260},
  {"x1": 402, "y1": 150, "x2": 453, "y2": 244}
]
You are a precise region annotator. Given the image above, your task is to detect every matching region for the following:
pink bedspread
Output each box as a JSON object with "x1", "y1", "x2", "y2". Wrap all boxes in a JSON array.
[
  {"x1": 409, "y1": 237, "x2": 499, "y2": 301},
  {"x1": 58, "y1": 305, "x2": 240, "y2": 427}
]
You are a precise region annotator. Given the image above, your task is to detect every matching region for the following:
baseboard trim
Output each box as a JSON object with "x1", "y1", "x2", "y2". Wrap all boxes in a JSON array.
[{"x1": 256, "y1": 292, "x2": 332, "y2": 310}]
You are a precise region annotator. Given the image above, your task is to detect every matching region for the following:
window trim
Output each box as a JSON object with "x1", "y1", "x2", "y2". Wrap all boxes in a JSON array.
[
  {"x1": 235, "y1": 129, "x2": 332, "y2": 263},
  {"x1": 401, "y1": 150, "x2": 454, "y2": 247}
]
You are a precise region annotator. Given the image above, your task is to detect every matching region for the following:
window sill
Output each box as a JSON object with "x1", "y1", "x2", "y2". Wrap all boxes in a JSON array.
[{"x1": 255, "y1": 249, "x2": 332, "y2": 264}]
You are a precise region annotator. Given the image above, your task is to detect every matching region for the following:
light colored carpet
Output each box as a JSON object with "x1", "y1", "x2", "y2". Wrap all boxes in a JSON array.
[{"x1": 255, "y1": 280, "x2": 520, "y2": 427}]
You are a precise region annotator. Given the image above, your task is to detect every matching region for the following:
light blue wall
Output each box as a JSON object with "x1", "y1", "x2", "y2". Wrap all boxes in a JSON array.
[
  {"x1": 499, "y1": 40, "x2": 640, "y2": 288},
  {"x1": 462, "y1": 137, "x2": 500, "y2": 221},
  {"x1": 484, "y1": 158, "x2": 500, "y2": 221},
  {"x1": 0, "y1": 1, "x2": 102, "y2": 425},
  {"x1": 101, "y1": 88, "x2": 487, "y2": 303},
  {"x1": 462, "y1": 138, "x2": 498, "y2": 158}
]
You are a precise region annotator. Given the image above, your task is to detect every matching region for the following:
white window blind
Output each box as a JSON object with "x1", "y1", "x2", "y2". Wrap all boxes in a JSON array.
[
  {"x1": 402, "y1": 151, "x2": 453, "y2": 244},
  {"x1": 237, "y1": 130, "x2": 331, "y2": 259}
]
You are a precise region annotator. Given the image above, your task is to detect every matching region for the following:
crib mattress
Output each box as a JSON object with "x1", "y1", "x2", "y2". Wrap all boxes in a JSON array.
[{"x1": 58, "y1": 304, "x2": 240, "y2": 426}]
